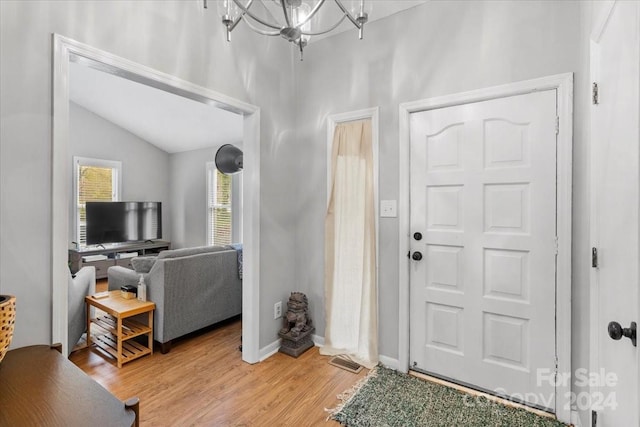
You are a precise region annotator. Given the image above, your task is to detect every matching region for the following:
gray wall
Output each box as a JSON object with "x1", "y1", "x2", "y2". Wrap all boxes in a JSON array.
[
  {"x1": 294, "y1": 1, "x2": 591, "y2": 423},
  {"x1": 68, "y1": 102, "x2": 171, "y2": 243},
  {"x1": 169, "y1": 146, "x2": 214, "y2": 249},
  {"x1": 169, "y1": 145, "x2": 243, "y2": 249},
  {"x1": 0, "y1": 0, "x2": 297, "y2": 350}
]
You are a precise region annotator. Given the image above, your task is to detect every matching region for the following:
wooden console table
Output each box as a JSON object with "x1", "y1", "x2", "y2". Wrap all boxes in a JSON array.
[
  {"x1": 0, "y1": 345, "x2": 139, "y2": 426},
  {"x1": 86, "y1": 291, "x2": 155, "y2": 368}
]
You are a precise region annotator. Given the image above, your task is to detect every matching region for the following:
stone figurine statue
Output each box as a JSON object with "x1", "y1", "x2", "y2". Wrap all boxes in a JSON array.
[
  {"x1": 278, "y1": 291, "x2": 315, "y2": 357},
  {"x1": 280, "y1": 292, "x2": 313, "y2": 338}
]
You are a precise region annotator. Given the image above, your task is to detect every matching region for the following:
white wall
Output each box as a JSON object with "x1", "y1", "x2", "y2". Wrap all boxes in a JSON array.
[
  {"x1": 169, "y1": 145, "x2": 243, "y2": 249},
  {"x1": 294, "y1": 1, "x2": 591, "y2": 422},
  {"x1": 0, "y1": 0, "x2": 298, "y2": 350},
  {"x1": 170, "y1": 146, "x2": 214, "y2": 249},
  {"x1": 69, "y1": 102, "x2": 171, "y2": 243}
]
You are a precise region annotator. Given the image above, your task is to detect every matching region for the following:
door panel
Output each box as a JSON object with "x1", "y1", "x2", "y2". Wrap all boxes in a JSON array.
[
  {"x1": 591, "y1": 1, "x2": 639, "y2": 425},
  {"x1": 409, "y1": 90, "x2": 557, "y2": 411}
]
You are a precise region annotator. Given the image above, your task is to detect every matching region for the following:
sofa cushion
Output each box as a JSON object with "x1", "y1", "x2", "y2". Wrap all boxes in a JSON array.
[
  {"x1": 156, "y1": 245, "x2": 229, "y2": 260},
  {"x1": 131, "y1": 256, "x2": 157, "y2": 273},
  {"x1": 68, "y1": 266, "x2": 96, "y2": 356}
]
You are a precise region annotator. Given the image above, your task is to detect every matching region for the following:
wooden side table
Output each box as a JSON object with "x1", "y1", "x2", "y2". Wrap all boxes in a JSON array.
[{"x1": 86, "y1": 291, "x2": 155, "y2": 368}]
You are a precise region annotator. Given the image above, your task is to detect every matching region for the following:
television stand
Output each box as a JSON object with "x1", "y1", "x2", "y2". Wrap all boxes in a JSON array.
[{"x1": 69, "y1": 240, "x2": 170, "y2": 279}]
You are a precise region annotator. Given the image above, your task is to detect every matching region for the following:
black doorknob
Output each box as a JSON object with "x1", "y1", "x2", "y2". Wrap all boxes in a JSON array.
[
  {"x1": 608, "y1": 321, "x2": 637, "y2": 347},
  {"x1": 413, "y1": 232, "x2": 422, "y2": 241},
  {"x1": 412, "y1": 252, "x2": 423, "y2": 261}
]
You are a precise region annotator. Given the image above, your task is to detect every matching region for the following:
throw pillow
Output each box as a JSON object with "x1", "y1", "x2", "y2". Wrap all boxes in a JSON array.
[{"x1": 131, "y1": 256, "x2": 157, "y2": 273}]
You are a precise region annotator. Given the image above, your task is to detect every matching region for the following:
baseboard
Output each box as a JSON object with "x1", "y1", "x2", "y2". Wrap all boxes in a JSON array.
[
  {"x1": 259, "y1": 338, "x2": 281, "y2": 362},
  {"x1": 379, "y1": 355, "x2": 400, "y2": 370},
  {"x1": 299, "y1": 335, "x2": 399, "y2": 370},
  {"x1": 312, "y1": 334, "x2": 325, "y2": 347},
  {"x1": 261, "y1": 335, "x2": 324, "y2": 360}
]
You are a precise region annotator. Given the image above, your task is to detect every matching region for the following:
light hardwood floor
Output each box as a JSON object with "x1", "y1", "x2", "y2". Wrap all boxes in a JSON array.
[{"x1": 70, "y1": 293, "x2": 366, "y2": 426}]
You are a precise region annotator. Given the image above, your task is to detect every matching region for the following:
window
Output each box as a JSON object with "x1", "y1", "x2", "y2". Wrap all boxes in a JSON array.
[
  {"x1": 207, "y1": 162, "x2": 232, "y2": 246},
  {"x1": 74, "y1": 157, "x2": 122, "y2": 245}
]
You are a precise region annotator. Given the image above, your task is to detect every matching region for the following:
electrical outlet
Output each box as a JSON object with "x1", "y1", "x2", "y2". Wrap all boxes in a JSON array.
[{"x1": 274, "y1": 301, "x2": 282, "y2": 319}]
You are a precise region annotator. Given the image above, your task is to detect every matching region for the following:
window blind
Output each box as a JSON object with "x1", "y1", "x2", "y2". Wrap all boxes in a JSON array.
[
  {"x1": 74, "y1": 157, "x2": 121, "y2": 245},
  {"x1": 207, "y1": 163, "x2": 232, "y2": 246}
]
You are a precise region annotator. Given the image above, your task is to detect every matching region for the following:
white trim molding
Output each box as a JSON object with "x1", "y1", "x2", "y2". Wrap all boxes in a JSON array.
[
  {"x1": 72, "y1": 156, "x2": 123, "y2": 244},
  {"x1": 259, "y1": 339, "x2": 282, "y2": 362},
  {"x1": 379, "y1": 355, "x2": 400, "y2": 371},
  {"x1": 312, "y1": 334, "x2": 325, "y2": 347},
  {"x1": 307, "y1": 333, "x2": 399, "y2": 371},
  {"x1": 52, "y1": 34, "x2": 261, "y2": 363},
  {"x1": 398, "y1": 73, "x2": 573, "y2": 424}
]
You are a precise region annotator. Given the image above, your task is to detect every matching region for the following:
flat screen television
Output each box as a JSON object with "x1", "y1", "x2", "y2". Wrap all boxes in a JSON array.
[{"x1": 86, "y1": 201, "x2": 162, "y2": 245}]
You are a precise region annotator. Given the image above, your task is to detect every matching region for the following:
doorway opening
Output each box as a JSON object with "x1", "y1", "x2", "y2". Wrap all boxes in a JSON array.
[{"x1": 52, "y1": 35, "x2": 260, "y2": 363}]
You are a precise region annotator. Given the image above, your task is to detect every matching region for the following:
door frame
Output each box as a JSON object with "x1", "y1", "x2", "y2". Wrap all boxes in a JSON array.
[
  {"x1": 398, "y1": 73, "x2": 573, "y2": 423},
  {"x1": 51, "y1": 35, "x2": 261, "y2": 363}
]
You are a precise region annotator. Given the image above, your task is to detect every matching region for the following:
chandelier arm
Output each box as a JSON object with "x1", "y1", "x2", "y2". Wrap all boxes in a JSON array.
[
  {"x1": 242, "y1": 17, "x2": 282, "y2": 36},
  {"x1": 232, "y1": 0, "x2": 282, "y2": 30},
  {"x1": 296, "y1": 0, "x2": 326, "y2": 28},
  {"x1": 300, "y1": 15, "x2": 347, "y2": 36},
  {"x1": 229, "y1": 14, "x2": 244, "y2": 32},
  {"x1": 280, "y1": 0, "x2": 292, "y2": 28},
  {"x1": 333, "y1": 0, "x2": 362, "y2": 29},
  {"x1": 228, "y1": 0, "x2": 254, "y2": 32}
]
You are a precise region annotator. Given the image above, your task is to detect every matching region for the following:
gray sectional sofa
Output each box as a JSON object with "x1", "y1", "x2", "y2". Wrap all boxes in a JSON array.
[
  {"x1": 107, "y1": 245, "x2": 242, "y2": 353},
  {"x1": 68, "y1": 266, "x2": 96, "y2": 356}
]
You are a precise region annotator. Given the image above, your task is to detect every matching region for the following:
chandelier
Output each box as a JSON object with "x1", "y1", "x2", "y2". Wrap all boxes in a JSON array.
[{"x1": 204, "y1": 0, "x2": 372, "y2": 60}]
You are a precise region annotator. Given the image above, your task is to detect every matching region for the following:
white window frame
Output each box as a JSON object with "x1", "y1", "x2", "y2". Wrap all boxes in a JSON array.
[
  {"x1": 73, "y1": 156, "x2": 122, "y2": 246},
  {"x1": 206, "y1": 161, "x2": 233, "y2": 246}
]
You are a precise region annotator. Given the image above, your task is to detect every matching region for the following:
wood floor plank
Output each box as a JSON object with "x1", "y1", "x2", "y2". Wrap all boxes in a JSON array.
[{"x1": 70, "y1": 318, "x2": 367, "y2": 426}]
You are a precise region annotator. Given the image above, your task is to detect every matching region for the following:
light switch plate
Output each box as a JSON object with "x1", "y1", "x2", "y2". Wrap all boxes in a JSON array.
[{"x1": 380, "y1": 200, "x2": 397, "y2": 218}]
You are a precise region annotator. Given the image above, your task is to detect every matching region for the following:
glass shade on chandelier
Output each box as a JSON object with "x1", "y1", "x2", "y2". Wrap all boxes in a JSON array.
[{"x1": 206, "y1": 0, "x2": 372, "y2": 60}]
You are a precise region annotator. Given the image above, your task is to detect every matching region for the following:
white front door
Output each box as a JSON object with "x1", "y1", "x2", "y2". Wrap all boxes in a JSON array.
[
  {"x1": 590, "y1": 2, "x2": 639, "y2": 425},
  {"x1": 409, "y1": 90, "x2": 558, "y2": 411}
]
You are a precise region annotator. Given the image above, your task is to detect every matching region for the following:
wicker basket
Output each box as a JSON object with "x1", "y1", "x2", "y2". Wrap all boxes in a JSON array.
[{"x1": 0, "y1": 295, "x2": 16, "y2": 363}]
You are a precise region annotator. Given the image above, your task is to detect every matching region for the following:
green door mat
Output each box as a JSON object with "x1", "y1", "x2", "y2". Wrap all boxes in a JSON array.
[{"x1": 328, "y1": 366, "x2": 567, "y2": 427}]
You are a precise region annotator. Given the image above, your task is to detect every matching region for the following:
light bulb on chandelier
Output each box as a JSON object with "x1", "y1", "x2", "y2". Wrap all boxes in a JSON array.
[{"x1": 205, "y1": 0, "x2": 372, "y2": 60}]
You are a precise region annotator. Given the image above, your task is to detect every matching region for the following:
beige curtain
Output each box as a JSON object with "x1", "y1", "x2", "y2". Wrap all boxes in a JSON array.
[{"x1": 320, "y1": 119, "x2": 378, "y2": 369}]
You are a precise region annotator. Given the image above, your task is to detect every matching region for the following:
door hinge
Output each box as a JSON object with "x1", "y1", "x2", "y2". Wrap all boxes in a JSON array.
[
  {"x1": 592, "y1": 247, "x2": 598, "y2": 268},
  {"x1": 555, "y1": 116, "x2": 559, "y2": 135},
  {"x1": 592, "y1": 410, "x2": 598, "y2": 427},
  {"x1": 592, "y1": 82, "x2": 599, "y2": 105},
  {"x1": 554, "y1": 236, "x2": 559, "y2": 254}
]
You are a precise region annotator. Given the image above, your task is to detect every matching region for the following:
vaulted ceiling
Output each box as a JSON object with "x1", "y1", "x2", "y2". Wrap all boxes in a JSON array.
[{"x1": 69, "y1": 1, "x2": 427, "y2": 153}]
